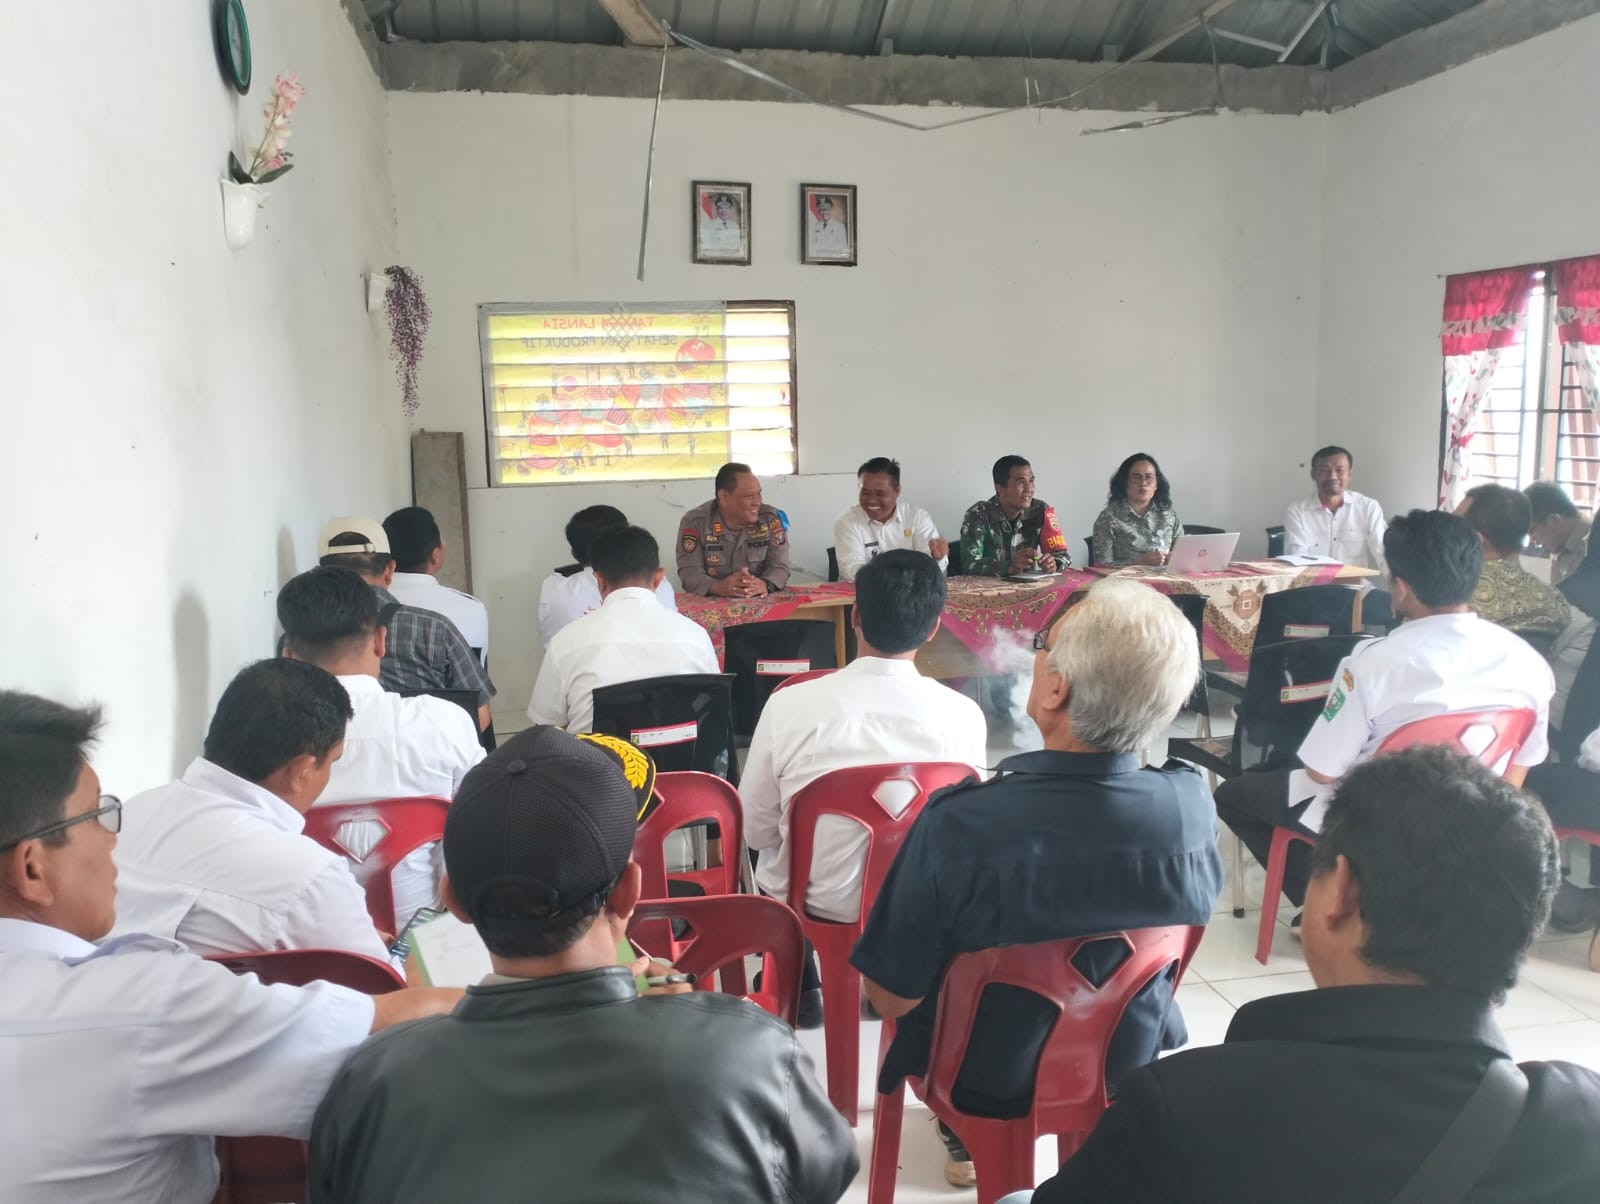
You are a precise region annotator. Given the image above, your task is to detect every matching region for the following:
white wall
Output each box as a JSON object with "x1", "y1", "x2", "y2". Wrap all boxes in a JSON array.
[
  {"x1": 1316, "y1": 15, "x2": 1600, "y2": 514},
  {"x1": 389, "y1": 94, "x2": 1328, "y2": 721},
  {"x1": 0, "y1": 2, "x2": 405, "y2": 788}
]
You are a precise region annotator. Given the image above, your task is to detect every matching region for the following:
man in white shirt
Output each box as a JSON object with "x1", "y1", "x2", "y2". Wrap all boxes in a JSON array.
[
  {"x1": 832, "y1": 456, "x2": 949, "y2": 581},
  {"x1": 383, "y1": 506, "x2": 490, "y2": 661},
  {"x1": 0, "y1": 689, "x2": 457, "y2": 1203},
  {"x1": 1284, "y1": 445, "x2": 1388, "y2": 571},
  {"x1": 742, "y1": 550, "x2": 987, "y2": 1023},
  {"x1": 1216, "y1": 509, "x2": 1554, "y2": 912},
  {"x1": 539, "y1": 504, "x2": 677, "y2": 646},
  {"x1": 278, "y1": 565, "x2": 485, "y2": 929},
  {"x1": 530, "y1": 525, "x2": 720, "y2": 733},
  {"x1": 111, "y1": 658, "x2": 390, "y2": 960},
  {"x1": 808, "y1": 194, "x2": 850, "y2": 256}
]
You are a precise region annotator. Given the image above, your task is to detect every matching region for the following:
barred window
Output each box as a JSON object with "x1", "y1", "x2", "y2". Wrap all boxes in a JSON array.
[{"x1": 479, "y1": 301, "x2": 797, "y2": 486}]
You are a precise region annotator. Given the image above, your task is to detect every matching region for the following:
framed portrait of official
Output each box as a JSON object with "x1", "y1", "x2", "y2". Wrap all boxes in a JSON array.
[
  {"x1": 800, "y1": 183, "x2": 856, "y2": 266},
  {"x1": 692, "y1": 181, "x2": 751, "y2": 265}
]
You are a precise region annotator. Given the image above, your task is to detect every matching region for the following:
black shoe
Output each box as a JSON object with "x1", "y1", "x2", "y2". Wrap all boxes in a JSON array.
[
  {"x1": 797, "y1": 987, "x2": 824, "y2": 1030},
  {"x1": 1550, "y1": 882, "x2": 1600, "y2": 934}
]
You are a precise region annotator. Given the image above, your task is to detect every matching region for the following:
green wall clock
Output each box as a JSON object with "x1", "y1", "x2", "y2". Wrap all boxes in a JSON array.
[{"x1": 213, "y1": 0, "x2": 252, "y2": 94}]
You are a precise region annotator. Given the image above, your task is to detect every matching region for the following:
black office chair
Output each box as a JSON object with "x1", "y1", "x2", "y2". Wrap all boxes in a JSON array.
[
  {"x1": 1182, "y1": 524, "x2": 1224, "y2": 536},
  {"x1": 826, "y1": 546, "x2": 840, "y2": 583},
  {"x1": 948, "y1": 538, "x2": 965, "y2": 576},
  {"x1": 1360, "y1": 588, "x2": 1396, "y2": 632},
  {"x1": 398, "y1": 687, "x2": 496, "y2": 753},
  {"x1": 1168, "y1": 593, "x2": 1210, "y2": 737},
  {"x1": 722, "y1": 620, "x2": 839, "y2": 742},
  {"x1": 1206, "y1": 585, "x2": 1359, "y2": 700},
  {"x1": 1265, "y1": 526, "x2": 1286, "y2": 558},
  {"x1": 1084, "y1": 535, "x2": 1096, "y2": 567},
  {"x1": 1171, "y1": 634, "x2": 1371, "y2": 782},
  {"x1": 589, "y1": 673, "x2": 739, "y2": 784}
]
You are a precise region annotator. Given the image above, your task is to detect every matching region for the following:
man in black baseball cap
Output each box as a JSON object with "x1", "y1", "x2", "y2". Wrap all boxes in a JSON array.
[{"x1": 307, "y1": 726, "x2": 856, "y2": 1204}]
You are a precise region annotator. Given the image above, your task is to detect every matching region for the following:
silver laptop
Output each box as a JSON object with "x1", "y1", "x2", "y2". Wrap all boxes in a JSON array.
[{"x1": 1166, "y1": 532, "x2": 1240, "y2": 574}]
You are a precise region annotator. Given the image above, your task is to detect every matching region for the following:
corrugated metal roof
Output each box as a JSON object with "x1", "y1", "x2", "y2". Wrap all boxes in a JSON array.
[{"x1": 390, "y1": 0, "x2": 1487, "y2": 67}]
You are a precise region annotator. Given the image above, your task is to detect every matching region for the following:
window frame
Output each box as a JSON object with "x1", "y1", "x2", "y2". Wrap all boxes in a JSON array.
[{"x1": 476, "y1": 299, "x2": 799, "y2": 488}]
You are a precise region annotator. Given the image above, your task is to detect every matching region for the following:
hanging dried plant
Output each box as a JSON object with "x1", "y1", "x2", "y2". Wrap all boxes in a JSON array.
[{"x1": 383, "y1": 266, "x2": 431, "y2": 418}]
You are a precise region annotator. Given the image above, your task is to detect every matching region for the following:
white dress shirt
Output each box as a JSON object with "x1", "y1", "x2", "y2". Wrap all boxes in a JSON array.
[
  {"x1": 538, "y1": 567, "x2": 678, "y2": 646},
  {"x1": 1293, "y1": 612, "x2": 1554, "y2": 830},
  {"x1": 1284, "y1": 490, "x2": 1388, "y2": 571},
  {"x1": 315, "y1": 674, "x2": 486, "y2": 929},
  {"x1": 529, "y1": 586, "x2": 720, "y2": 734},
  {"x1": 0, "y1": 917, "x2": 373, "y2": 1204},
  {"x1": 832, "y1": 501, "x2": 948, "y2": 581},
  {"x1": 110, "y1": 757, "x2": 389, "y2": 962},
  {"x1": 740, "y1": 657, "x2": 987, "y2": 922},
  {"x1": 386, "y1": 571, "x2": 490, "y2": 660}
]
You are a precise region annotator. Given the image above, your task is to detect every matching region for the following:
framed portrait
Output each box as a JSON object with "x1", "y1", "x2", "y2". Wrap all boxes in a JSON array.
[
  {"x1": 800, "y1": 183, "x2": 856, "y2": 266},
  {"x1": 692, "y1": 181, "x2": 751, "y2": 265}
]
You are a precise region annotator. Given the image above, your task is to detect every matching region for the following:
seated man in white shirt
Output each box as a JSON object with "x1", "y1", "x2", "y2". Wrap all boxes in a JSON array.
[
  {"x1": 111, "y1": 658, "x2": 391, "y2": 960},
  {"x1": 278, "y1": 566, "x2": 486, "y2": 929},
  {"x1": 0, "y1": 689, "x2": 457, "y2": 1204},
  {"x1": 539, "y1": 504, "x2": 677, "y2": 646},
  {"x1": 1216, "y1": 509, "x2": 1554, "y2": 916},
  {"x1": 741, "y1": 549, "x2": 987, "y2": 1026},
  {"x1": 833, "y1": 456, "x2": 949, "y2": 581},
  {"x1": 529, "y1": 525, "x2": 719, "y2": 733},
  {"x1": 1284, "y1": 445, "x2": 1388, "y2": 571},
  {"x1": 383, "y1": 506, "x2": 490, "y2": 663}
]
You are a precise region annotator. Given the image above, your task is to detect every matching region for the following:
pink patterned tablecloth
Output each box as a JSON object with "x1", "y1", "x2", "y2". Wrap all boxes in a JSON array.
[
  {"x1": 938, "y1": 561, "x2": 1350, "y2": 674},
  {"x1": 675, "y1": 581, "x2": 856, "y2": 668}
]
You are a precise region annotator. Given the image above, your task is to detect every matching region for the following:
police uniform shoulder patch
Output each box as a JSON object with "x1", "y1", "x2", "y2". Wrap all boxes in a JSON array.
[
  {"x1": 680, "y1": 528, "x2": 698, "y2": 553},
  {"x1": 770, "y1": 518, "x2": 787, "y2": 546},
  {"x1": 1341, "y1": 668, "x2": 1354, "y2": 691},
  {"x1": 1321, "y1": 687, "x2": 1347, "y2": 722}
]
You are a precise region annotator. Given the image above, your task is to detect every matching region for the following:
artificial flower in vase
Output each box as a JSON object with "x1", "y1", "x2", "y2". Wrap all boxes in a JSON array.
[{"x1": 220, "y1": 74, "x2": 306, "y2": 249}]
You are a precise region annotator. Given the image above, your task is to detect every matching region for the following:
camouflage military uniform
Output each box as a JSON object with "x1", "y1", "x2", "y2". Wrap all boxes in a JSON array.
[
  {"x1": 676, "y1": 500, "x2": 792, "y2": 594},
  {"x1": 958, "y1": 498, "x2": 1071, "y2": 577}
]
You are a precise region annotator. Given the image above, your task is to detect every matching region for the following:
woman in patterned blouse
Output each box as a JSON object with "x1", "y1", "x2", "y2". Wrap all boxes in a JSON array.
[{"x1": 1092, "y1": 453, "x2": 1184, "y2": 567}]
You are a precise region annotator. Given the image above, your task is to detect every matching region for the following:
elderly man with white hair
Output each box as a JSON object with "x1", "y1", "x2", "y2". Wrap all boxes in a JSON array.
[{"x1": 851, "y1": 579, "x2": 1223, "y2": 1188}]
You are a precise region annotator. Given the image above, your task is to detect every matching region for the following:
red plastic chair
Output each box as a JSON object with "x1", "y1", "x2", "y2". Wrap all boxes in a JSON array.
[
  {"x1": 206, "y1": 949, "x2": 403, "y2": 1204},
  {"x1": 1254, "y1": 707, "x2": 1538, "y2": 964},
  {"x1": 772, "y1": 667, "x2": 837, "y2": 693},
  {"x1": 632, "y1": 772, "x2": 747, "y2": 990},
  {"x1": 627, "y1": 895, "x2": 806, "y2": 1025},
  {"x1": 786, "y1": 762, "x2": 980, "y2": 1126},
  {"x1": 302, "y1": 797, "x2": 450, "y2": 934},
  {"x1": 867, "y1": 925, "x2": 1205, "y2": 1204}
]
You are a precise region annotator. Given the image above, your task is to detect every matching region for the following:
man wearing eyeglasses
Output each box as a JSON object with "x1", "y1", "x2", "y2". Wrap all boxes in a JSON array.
[{"x1": 0, "y1": 689, "x2": 459, "y2": 1203}]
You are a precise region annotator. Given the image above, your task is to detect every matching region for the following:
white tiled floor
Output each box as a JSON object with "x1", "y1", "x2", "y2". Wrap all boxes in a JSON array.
[{"x1": 823, "y1": 905, "x2": 1600, "y2": 1203}]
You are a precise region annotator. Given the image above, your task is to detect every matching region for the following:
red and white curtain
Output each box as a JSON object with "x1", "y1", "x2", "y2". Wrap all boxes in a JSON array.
[
  {"x1": 1554, "y1": 255, "x2": 1600, "y2": 420},
  {"x1": 1438, "y1": 267, "x2": 1539, "y2": 508}
]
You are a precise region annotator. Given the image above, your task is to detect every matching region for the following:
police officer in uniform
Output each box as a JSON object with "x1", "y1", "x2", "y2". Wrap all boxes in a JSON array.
[{"x1": 677, "y1": 462, "x2": 791, "y2": 597}]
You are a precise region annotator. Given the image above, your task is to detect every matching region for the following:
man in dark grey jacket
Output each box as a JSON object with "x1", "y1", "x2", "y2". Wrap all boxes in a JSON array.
[{"x1": 307, "y1": 726, "x2": 857, "y2": 1204}]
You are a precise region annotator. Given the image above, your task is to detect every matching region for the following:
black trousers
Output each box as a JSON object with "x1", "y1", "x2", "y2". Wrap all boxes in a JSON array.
[
  {"x1": 1214, "y1": 768, "x2": 1321, "y2": 908},
  {"x1": 1524, "y1": 763, "x2": 1600, "y2": 832}
]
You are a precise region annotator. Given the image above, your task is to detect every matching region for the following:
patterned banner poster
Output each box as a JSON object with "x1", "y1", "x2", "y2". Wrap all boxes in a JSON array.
[{"x1": 484, "y1": 305, "x2": 741, "y2": 484}]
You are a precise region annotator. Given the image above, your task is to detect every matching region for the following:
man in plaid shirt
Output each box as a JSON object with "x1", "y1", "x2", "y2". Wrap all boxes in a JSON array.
[{"x1": 317, "y1": 517, "x2": 494, "y2": 734}]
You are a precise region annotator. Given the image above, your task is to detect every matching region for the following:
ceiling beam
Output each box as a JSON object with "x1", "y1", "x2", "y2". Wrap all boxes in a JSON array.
[
  {"x1": 1279, "y1": 0, "x2": 1333, "y2": 63},
  {"x1": 595, "y1": 0, "x2": 668, "y2": 47},
  {"x1": 873, "y1": 0, "x2": 901, "y2": 55}
]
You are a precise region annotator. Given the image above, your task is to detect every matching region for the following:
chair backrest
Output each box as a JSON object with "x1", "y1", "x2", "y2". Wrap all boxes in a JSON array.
[
  {"x1": 302, "y1": 797, "x2": 451, "y2": 933},
  {"x1": 1254, "y1": 584, "x2": 1357, "y2": 646},
  {"x1": 633, "y1": 771, "x2": 745, "y2": 902},
  {"x1": 1561, "y1": 628, "x2": 1600, "y2": 762},
  {"x1": 949, "y1": 538, "x2": 965, "y2": 576},
  {"x1": 1515, "y1": 629, "x2": 1559, "y2": 658},
  {"x1": 1182, "y1": 524, "x2": 1224, "y2": 536},
  {"x1": 208, "y1": 950, "x2": 402, "y2": 1204},
  {"x1": 589, "y1": 673, "x2": 738, "y2": 782},
  {"x1": 1167, "y1": 593, "x2": 1208, "y2": 717},
  {"x1": 722, "y1": 621, "x2": 839, "y2": 739},
  {"x1": 1235, "y1": 634, "x2": 1372, "y2": 772},
  {"x1": 921, "y1": 926, "x2": 1205, "y2": 1133},
  {"x1": 397, "y1": 686, "x2": 495, "y2": 752},
  {"x1": 1265, "y1": 525, "x2": 1287, "y2": 558},
  {"x1": 1374, "y1": 707, "x2": 1538, "y2": 775},
  {"x1": 785, "y1": 762, "x2": 979, "y2": 926},
  {"x1": 1084, "y1": 534, "x2": 1096, "y2": 567},
  {"x1": 627, "y1": 895, "x2": 807, "y2": 1025},
  {"x1": 771, "y1": 667, "x2": 837, "y2": 694},
  {"x1": 826, "y1": 546, "x2": 840, "y2": 582}
]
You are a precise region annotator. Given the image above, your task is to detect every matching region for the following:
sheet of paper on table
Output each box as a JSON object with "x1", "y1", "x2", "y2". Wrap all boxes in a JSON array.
[
  {"x1": 1274, "y1": 554, "x2": 1344, "y2": 566},
  {"x1": 410, "y1": 910, "x2": 492, "y2": 987}
]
